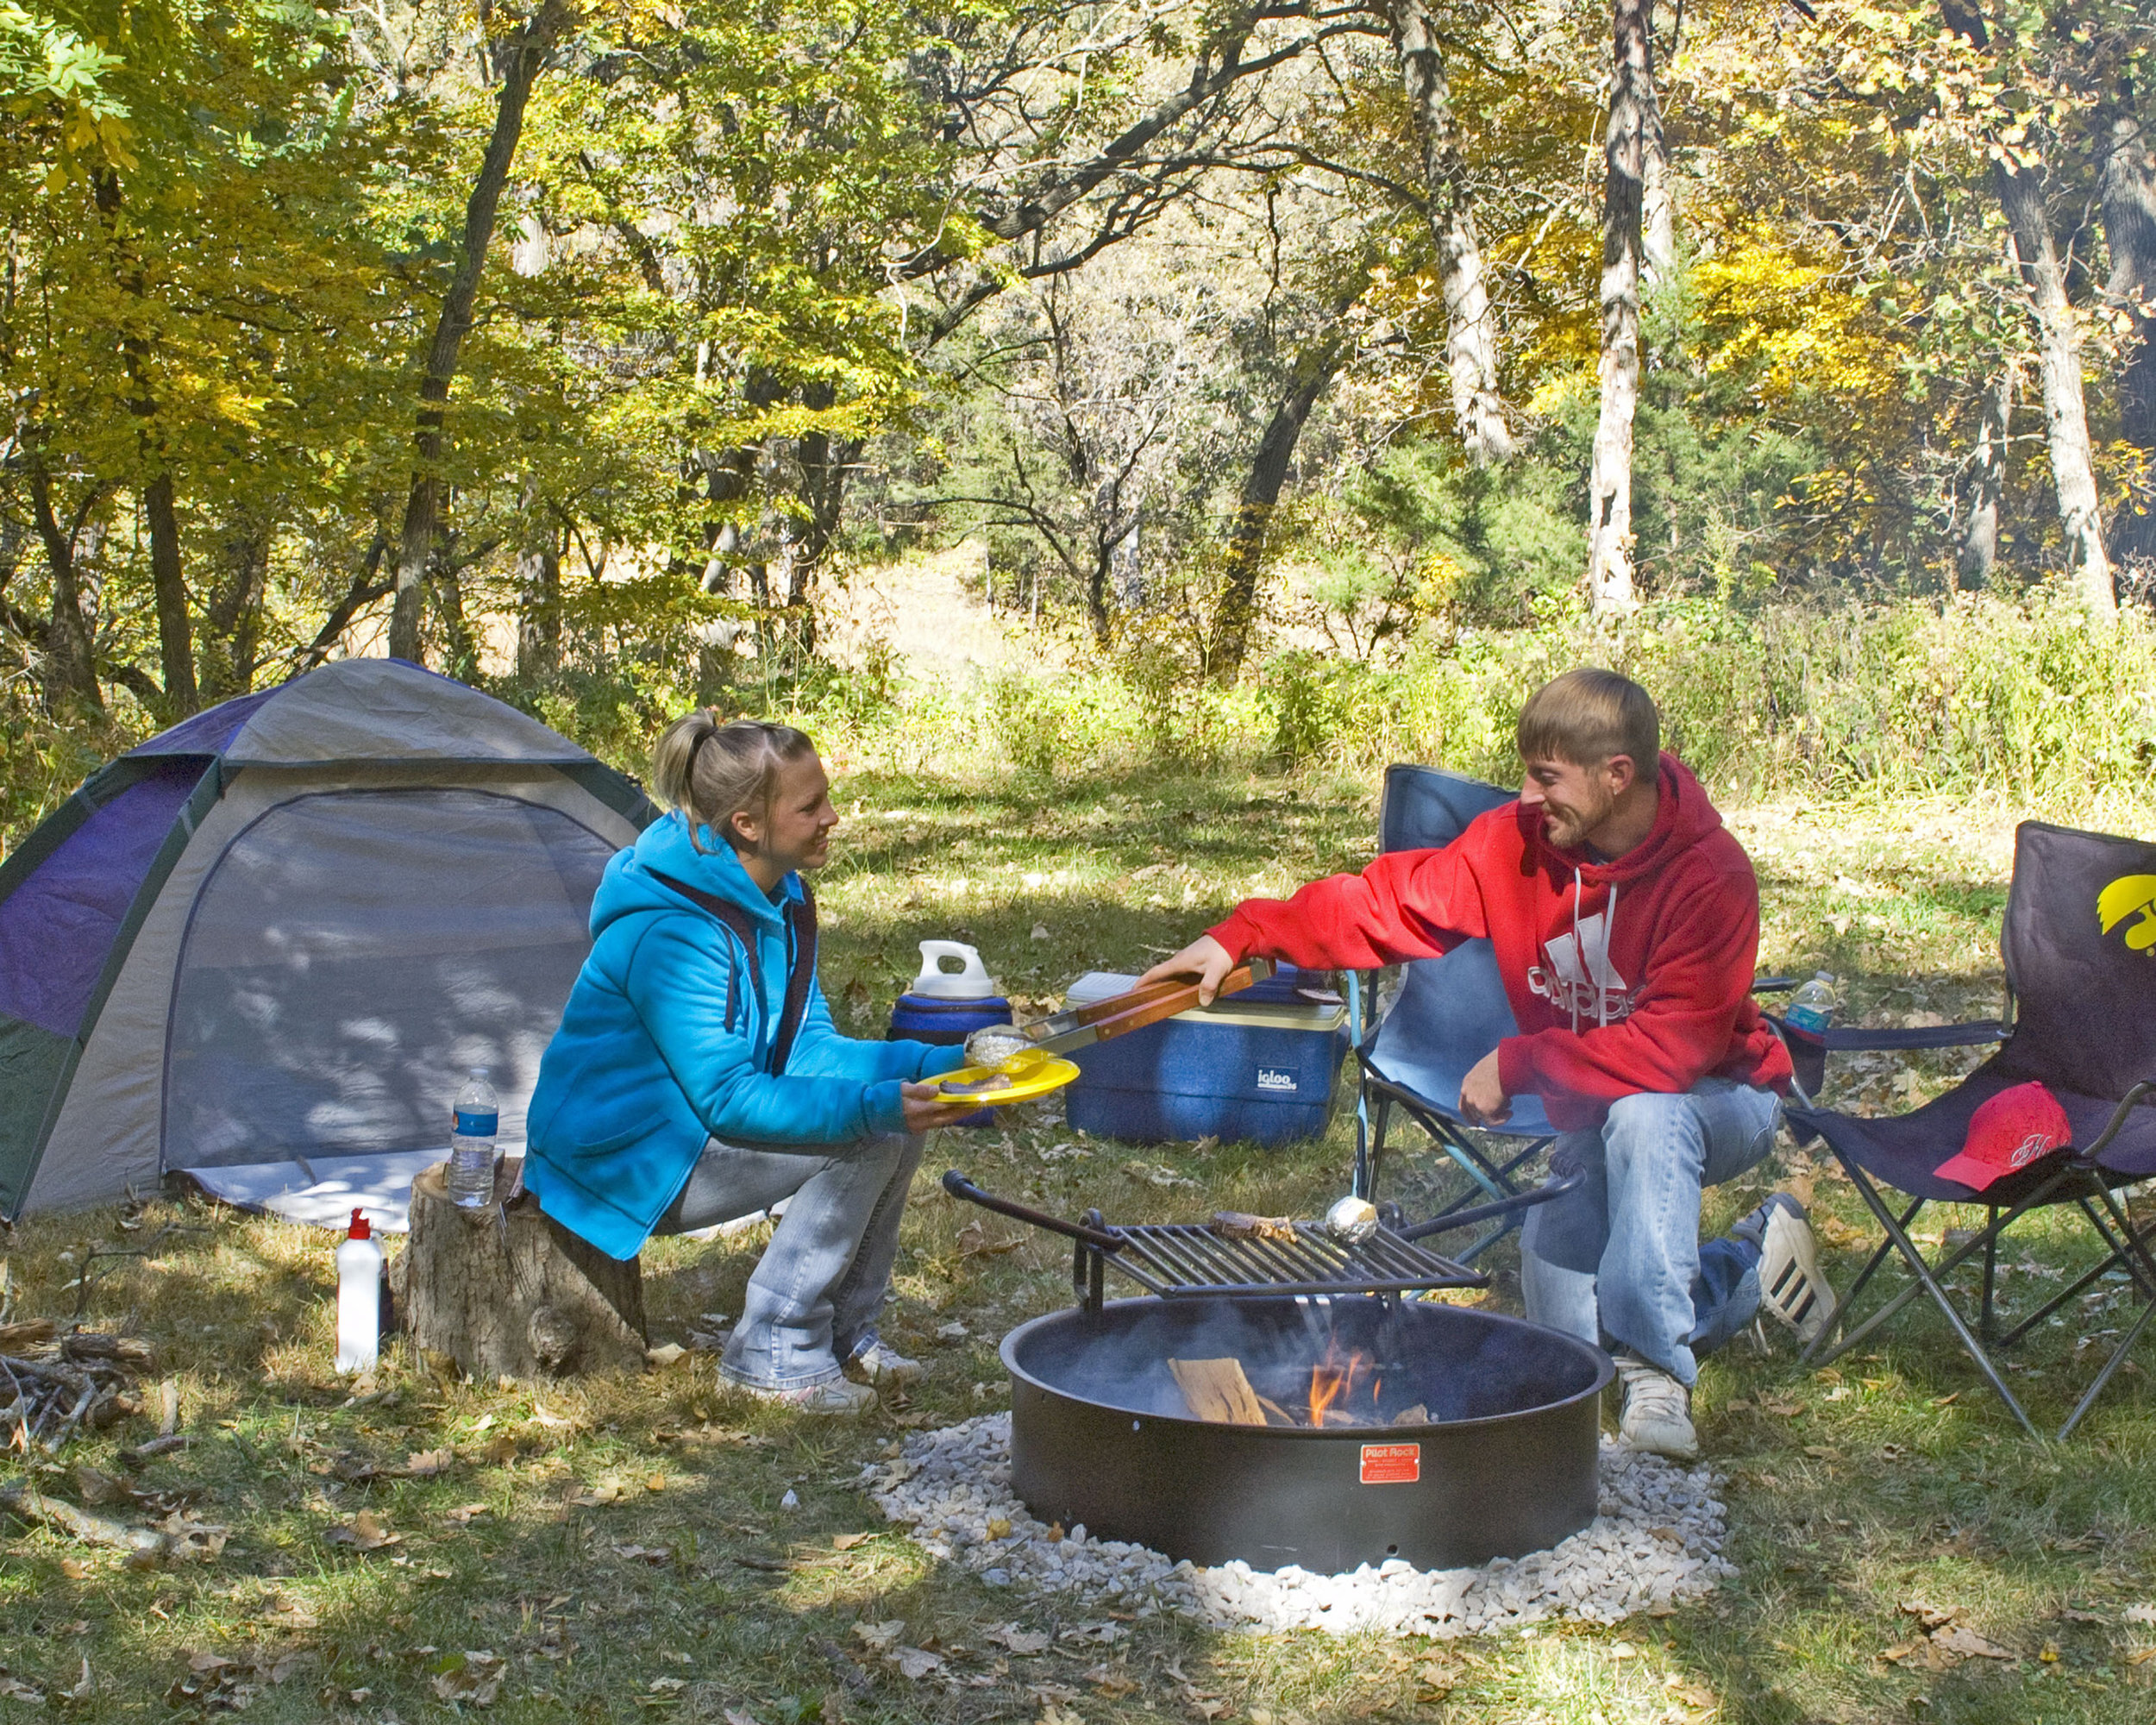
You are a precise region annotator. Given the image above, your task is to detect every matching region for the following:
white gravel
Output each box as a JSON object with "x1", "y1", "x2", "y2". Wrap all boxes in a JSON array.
[{"x1": 863, "y1": 1414, "x2": 1734, "y2": 1637}]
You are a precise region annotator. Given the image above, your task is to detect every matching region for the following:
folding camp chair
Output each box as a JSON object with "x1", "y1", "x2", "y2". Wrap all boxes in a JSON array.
[
  {"x1": 1787, "y1": 819, "x2": 2156, "y2": 1439},
  {"x1": 1345, "y1": 767, "x2": 1556, "y2": 1259}
]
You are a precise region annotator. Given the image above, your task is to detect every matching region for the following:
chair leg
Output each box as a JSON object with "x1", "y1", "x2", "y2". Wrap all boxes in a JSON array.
[
  {"x1": 1806, "y1": 1164, "x2": 2040, "y2": 1438},
  {"x1": 1363, "y1": 1093, "x2": 1394, "y2": 1205},
  {"x1": 1829, "y1": 1195, "x2": 1922, "y2": 1324},
  {"x1": 1996, "y1": 1174, "x2": 2136, "y2": 1348},
  {"x1": 2059, "y1": 1284, "x2": 2156, "y2": 1440},
  {"x1": 1981, "y1": 1207, "x2": 2000, "y2": 1341}
]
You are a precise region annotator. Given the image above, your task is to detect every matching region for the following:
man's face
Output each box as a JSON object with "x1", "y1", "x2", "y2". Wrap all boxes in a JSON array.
[{"x1": 1520, "y1": 755, "x2": 1622, "y2": 852}]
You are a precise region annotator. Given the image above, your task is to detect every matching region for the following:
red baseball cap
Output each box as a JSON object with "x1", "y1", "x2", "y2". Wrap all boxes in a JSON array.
[{"x1": 1934, "y1": 1082, "x2": 2071, "y2": 1191}]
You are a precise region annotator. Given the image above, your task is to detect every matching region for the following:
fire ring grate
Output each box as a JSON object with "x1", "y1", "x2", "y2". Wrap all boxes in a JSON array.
[{"x1": 865, "y1": 1414, "x2": 1736, "y2": 1638}]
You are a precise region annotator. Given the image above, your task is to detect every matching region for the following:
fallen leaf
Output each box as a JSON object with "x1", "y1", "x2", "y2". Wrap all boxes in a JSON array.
[
  {"x1": 892, "y1": 1647, "x2": 943, "y2": 1681},
  {"x1": 442, "y1": 1503, "x2": 492, "y2": 1526},
  {"x1": 401, "y1": 1447, "x2": 454, "y2": 1477},
  {"x1": 649, "y1": 1676, "x2": 687, "y2": 1694},
  {"x1": 1899, "y1": 1597, "x2": 1959, "y2": 1632},
  {"x1": 645, "y1": 1344, "x2": 687, "y2": 1368},
  {"x1": 984, "y1": 1625, "x2": 1050, "y2": 1655},
  {"x1": 71, "y1": 1465, "x2": 128, "y2": 1506},
  {"x1": 724, "y1": 1709, "x2": 764, "y2": 1725},
  {"x1": 59, "y1": 1559, "x2": 92, "y2": 1580},
  {"x1": 830, "y1": 1532, "x2": 872, "y2": 1551},
  {"x1": 325, "y1": 1510, "x2": 400, "y2": 1551},
  {"x1": 2123, "y1": 1603, "x2": 2156, "y2": 1626},
  {"x1": 852, "y1": 1621, "x2": 905, "y2": 1653},
  {"x1": 1933, "y1": 1625, "x2": 2015, "y2": 1659}
]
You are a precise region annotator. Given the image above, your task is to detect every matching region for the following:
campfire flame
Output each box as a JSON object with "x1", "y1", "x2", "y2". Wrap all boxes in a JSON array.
[{"x1": 1307, "y1": 1339, "x2": 1376, "y2": 1428}]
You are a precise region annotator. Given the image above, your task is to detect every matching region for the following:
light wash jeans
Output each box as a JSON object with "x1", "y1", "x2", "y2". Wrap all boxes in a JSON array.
[
  {"x1": 657, "y1": 1132, "x2": 924, "y2": 1391},
  {"x1": 1520, "y1": 1078, "x2": 1782, "y2": 1386}
]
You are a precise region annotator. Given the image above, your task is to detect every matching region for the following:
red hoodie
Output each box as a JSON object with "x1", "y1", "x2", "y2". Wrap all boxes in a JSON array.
[{"x1": 1209, "y1": 753, "x2": 1791, "y2": 1131}]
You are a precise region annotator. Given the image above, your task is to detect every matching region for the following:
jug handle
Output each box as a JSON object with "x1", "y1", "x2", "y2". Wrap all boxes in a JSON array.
[{"x1": 917, "y1": 939, "x2": 988, "y2": 982}]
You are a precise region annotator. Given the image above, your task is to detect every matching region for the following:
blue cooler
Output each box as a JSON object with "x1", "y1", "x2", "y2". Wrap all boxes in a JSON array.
[
  {"x1": 1061, "y1": 964, "x2": 1347, "y2": 1145},
  {"x1": 887, "y1": 941, "x2": 1008, "y2": 1128}
]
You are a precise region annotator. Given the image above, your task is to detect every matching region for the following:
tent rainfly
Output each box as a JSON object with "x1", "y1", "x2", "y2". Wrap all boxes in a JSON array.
[{"x1": 0, "y1": 658, "x2": 655, "y2": 1221}]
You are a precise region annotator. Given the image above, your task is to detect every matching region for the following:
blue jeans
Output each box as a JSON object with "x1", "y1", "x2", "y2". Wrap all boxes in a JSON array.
[
  {"x1": 658, "y1": 1132, "x2": 924, "y2": 1390},
  {"x1": 1520, "y1": 1079, "x2": 1782, "y2": 1386}
]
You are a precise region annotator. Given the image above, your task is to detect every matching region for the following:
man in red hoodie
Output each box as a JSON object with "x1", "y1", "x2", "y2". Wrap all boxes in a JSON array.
[{"x1": 1142, "y1": 669, "x2": 1833, "y2": 1459}]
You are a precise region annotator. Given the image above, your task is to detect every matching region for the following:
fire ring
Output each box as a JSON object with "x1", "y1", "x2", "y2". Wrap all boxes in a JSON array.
[{"x1": 1002, "y1": 1294, "x2": 1613, "y2": 1573}]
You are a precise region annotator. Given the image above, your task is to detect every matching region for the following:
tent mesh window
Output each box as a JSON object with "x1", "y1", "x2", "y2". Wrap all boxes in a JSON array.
[{"x1": 164, "y1": 789, "x2": 615, "y2": 1168}]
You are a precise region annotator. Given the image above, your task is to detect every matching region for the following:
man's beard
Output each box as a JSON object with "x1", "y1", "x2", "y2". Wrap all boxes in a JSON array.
[{"x1": 1543, "y1": 796, "x2": 1611, "y2": 851}]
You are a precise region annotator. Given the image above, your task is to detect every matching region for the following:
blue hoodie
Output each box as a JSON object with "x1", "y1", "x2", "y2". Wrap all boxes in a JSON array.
[{"x1": 523, "y1": 811, "x2": 964, "y2": 1258}]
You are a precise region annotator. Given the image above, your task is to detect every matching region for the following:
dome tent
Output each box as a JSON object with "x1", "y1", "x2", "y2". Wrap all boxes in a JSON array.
[{"x1": 0, "y1": 658, "x2": 655, "y2": 1221}]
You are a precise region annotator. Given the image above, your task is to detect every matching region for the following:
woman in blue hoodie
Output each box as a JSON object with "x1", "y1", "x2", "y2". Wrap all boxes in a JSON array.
[{"x1": 524, "y1": 713, "x2": 975, "y2": 1414}]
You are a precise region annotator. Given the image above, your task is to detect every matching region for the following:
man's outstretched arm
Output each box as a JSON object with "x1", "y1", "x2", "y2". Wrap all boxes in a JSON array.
[{"x1": 1138, "y1": 844, "x2": 1489, "y2": 1002}]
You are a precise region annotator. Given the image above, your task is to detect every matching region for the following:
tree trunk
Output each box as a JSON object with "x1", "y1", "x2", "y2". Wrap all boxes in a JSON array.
[
  {"x1": 1995, "y1": 157, "x2": 2115, "y2": 613},
  {"x1": 198, "y1": 511, "x2": 273, "y2": 703},
  {"x1": 1207, "y1": 336, "x2": 1350, "y2": 674},
  {"x1": 1587, "y1": 0, "x2": 1655, "y2": 617},
  {"x1": 2102, "y1": 103, "x2": 2156, "y2": 566},
  {"x1": 394, "y1": 1162, "x2": 647, "y2": 1380},
  {"x1": 143, "y1": 474, "x2": 197, "y2": 718},
  {"x1": 390, "y1": 1, "x2": 572, "y2": 664},
  {"x1": 26, "y1": 464, "x2": 103, "y2": 715},
  {"x1": 515, "y1": 521, "x2": 562, "y2": 682},
  {"x1": 1958, "y1": 364, "x2": 2014, "y2": 590},
  {"x1": 1384, "y1": 0, "x2": 1511, "y2": 464}
]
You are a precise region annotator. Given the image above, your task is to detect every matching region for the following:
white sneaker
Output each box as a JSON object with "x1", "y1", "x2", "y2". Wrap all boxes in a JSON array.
[
  {"x1": 844, "y1": 1340, "x2": 924, "y2": 1388},
  {"x1": 1747, "y1": 1194, "x2": 1837, "y2": 1346},
  {"x1": 734, "y1": 1377, "x2": 879, "y2": 1416},
  {"x1": 1615, "y1": 1354, "x2": 1699, "y2": 1460}
]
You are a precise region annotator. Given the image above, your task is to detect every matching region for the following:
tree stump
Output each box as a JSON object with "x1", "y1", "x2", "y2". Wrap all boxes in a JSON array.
[{"x1": 394, "y1": 1160, "x2": 647, "y2": 1379}]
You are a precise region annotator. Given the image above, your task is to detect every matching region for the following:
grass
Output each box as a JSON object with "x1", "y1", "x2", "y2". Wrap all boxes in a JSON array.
[{"x1": 3, "y1": 758, "x2": 2156, "y2": 1724}]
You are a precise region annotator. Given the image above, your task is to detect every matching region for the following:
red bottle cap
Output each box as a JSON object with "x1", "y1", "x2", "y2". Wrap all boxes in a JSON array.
[{"x1": 347, "y1": 1208, "x2": 372, "y2": 1240}]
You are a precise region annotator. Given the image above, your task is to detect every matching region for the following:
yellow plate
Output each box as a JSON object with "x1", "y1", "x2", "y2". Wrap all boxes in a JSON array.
[{"x1": 937, "y1": 1055, "x2": 1081, "y2": 1106}]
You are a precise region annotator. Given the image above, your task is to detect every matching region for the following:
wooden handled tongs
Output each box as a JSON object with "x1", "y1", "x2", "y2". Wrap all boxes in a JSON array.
[{"x1": 1013, "y1": 959, "x2": 1275, "y2": 1057}]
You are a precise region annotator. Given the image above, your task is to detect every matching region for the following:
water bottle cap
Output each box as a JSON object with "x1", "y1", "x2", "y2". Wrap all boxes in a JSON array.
[
  {"x1": 910, "y1": 940, "x2": 997, "y2": 999},
  {"x1": 1814, "y1": 971, "x2": 1833, "y2": 982},
  {"x1": 347, "y1": 1208, "x2": 371, "y2": 1240},
  {"x1": 470, "y1": 1065, "x2": 490, "y2": 1078}
]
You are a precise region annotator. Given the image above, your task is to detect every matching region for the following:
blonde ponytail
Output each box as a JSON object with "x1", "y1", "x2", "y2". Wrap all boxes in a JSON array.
[{"x1": 651, "y1": 711, "x2": 818, "y2": 852}]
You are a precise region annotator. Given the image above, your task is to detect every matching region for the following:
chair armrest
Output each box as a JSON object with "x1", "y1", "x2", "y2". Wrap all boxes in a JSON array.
[{"x1": 1764, "y1": 1013, "x2": 2007, "y2": 1053}]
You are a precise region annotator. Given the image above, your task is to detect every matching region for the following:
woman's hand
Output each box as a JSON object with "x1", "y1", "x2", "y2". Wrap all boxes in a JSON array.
[
  {"x1": 901, "y1": 1080, "x2": 990, "y2": 1134},
  {"x1": 1136, "y1": 933, "x2": 1236, "y2": 1006}
]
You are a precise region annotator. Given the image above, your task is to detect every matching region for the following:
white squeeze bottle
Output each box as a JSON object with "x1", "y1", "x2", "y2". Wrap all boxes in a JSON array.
[
  {"x1": 335, "y1": 1208, "x2": 383, "y2": 1373},
  {"x1": 1786, "y1": 971, "x2": 1838, "y2": 1035},
  {"x1": 447, "y1": 1066, "x2": 500, "y2": 1208}
]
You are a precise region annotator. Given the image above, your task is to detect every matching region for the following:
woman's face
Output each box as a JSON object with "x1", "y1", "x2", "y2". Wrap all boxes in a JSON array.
[{"x1": 730, "y1": 752, "x2": 838, "y2": 878}]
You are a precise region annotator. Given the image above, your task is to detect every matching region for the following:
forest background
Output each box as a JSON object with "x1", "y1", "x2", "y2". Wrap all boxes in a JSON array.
[{"x1": 3, "y1": 0, "x2": 2156, "y2": 830}]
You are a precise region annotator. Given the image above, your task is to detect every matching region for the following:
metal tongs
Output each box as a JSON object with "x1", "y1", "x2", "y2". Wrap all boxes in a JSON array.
[{"x1": 996, "y1": 958, "x2": 1277, "y2": 1059}]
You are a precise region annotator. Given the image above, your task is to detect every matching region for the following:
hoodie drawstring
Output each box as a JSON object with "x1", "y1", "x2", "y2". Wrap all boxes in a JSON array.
[{"x1": 1567, "y1": 869, "x2": 1620, "y2": 1030}]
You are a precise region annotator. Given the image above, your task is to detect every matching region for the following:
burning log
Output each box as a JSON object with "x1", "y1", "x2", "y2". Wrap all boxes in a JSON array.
[
  {"x1": 1168, "y1": 1357, "x2": 1268, "y2": 1426},
  {"x1": 0, "y1": 1329, "x2": 154, "y2": 1453}
]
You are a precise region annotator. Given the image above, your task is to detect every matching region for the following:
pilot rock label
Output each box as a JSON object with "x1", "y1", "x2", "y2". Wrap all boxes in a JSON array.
[{"x1": 1359, "y1": 1442, "x2": 1420, "y2": 1484}]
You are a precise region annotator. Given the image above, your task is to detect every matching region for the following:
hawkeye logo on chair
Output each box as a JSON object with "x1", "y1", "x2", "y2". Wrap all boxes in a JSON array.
[
  {"x1": 2097, "y1": 874, "x2": 2156, "y2": 955},
  {"x1": 1256, "y1": 1067, "x2": 1298, "y2": 1093}
]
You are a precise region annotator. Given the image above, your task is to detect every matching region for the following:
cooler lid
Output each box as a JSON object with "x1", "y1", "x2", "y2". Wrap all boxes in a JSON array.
[{"x1": 1171, "y1": 999, "x2": 1348, "y2": 1033}]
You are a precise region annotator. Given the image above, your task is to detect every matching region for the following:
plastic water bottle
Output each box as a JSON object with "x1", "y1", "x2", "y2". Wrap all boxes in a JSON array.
[
  {"x1": 447, "y1": 1067, "x2": 499, "y2": 1208},
  {"x1": 1786, "y1": 972, "x2": 1838, "y2": 1036},
  {"x1": 335, "y1": 1208, "x2": 383, "y2": 1373}
]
